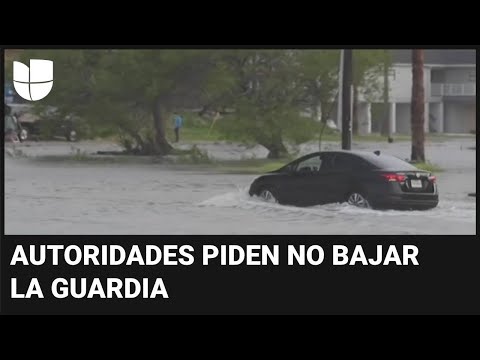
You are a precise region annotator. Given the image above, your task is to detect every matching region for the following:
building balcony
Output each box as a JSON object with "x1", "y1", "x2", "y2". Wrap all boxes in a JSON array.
[{"x1": 431, "y1": 83, "x2": 476, "y2": 97}]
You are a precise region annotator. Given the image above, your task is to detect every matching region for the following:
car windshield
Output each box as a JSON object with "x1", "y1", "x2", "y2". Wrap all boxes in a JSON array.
[{"x1": 363, "y1": 153, "x2": 419, "y2": 171}]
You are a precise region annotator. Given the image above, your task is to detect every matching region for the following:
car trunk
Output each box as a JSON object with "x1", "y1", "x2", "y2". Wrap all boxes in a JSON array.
[
  {"x1": 401, "y1": 171, "x2": 436, "y2": 193},
  {"x1": 378, "y1": 170, "x2": 436, "y2": 194}
]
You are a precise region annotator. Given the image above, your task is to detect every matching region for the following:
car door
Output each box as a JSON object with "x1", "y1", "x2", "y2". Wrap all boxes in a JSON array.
[
  {"x1": 286, "y1": 154, "x2": 324, "y2": 206},
  {"x1": 322, "y1": 153, "x2": 367, "y2": 203},
  {"x1": 313, "y1": 153, "x2": 340, "y2": 204}
]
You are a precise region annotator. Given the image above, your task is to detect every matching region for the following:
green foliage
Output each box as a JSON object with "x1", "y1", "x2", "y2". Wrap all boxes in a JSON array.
[
  {"x1": 216, "y1": 110, "x2": 317, "y2": 146},
  {"x1": 209, "y1": 158, "x2": 290, "y2": 174},
  {"x1": 210, "y1": 49, "x2": 387, "y2": 156},
  {"x1": 354, "y1": 49, "x2": 392, "y2": 102},
  {"x1": 295, "y1": 49, "x2": 341, "y2": 120},
  {"x1": 411, "y1": 162, "x2": 443, "y2": 173},
  {"x1": 169, "y1": 126, "x2": 226, "y2": 142},
  {"x1": 7, "y1": 49, "x2": 388, "y2": 156},
  {"x1": 176, "y1": 145, "x2": 213, "y2": 164},
  {"x1": 210, "y1": 50, "x2": 322, "y2": 155},
  {"x1": 189, "y1": 145, "x2": 212, "y2": 164}
]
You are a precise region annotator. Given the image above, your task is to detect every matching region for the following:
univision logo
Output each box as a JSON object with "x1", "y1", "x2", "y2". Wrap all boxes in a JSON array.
[{"x1": 13, "y1": 59, "x2": 53, "y2": 101}]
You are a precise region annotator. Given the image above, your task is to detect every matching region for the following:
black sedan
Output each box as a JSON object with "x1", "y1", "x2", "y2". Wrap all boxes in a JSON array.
[{"x1": 249, "y1": 150, "x2": 439, "y2": 210}]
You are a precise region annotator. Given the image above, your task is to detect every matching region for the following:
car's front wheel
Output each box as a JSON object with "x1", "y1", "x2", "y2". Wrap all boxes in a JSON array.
[
  {"x1": 258, "y1": 187, "x2": 278, "y2": 204},
  {"x1": 347, "y1": 192, "x2": 371, "y2": 209}
]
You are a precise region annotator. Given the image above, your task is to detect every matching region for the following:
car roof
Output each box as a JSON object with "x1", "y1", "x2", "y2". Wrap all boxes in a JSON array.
[
  {"x1": 271, "y1": 150, "x2": 419, "y2": 173},
  {"x1": 297, "y1": 150, "x2": 387, "y2": 159},
  {"x1": 289, "y1": 150, "x2": 410, "y2": 166}
]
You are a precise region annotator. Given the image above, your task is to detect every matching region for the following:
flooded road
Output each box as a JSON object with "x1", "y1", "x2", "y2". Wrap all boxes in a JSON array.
[{"x1": 4, "y1": 138, "x2": 476, "y2": 235}]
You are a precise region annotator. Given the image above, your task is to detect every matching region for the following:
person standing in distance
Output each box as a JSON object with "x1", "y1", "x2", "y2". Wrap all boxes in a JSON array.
[{"x1": 173, "y1": 112, "x2": 184, "y2": 143}]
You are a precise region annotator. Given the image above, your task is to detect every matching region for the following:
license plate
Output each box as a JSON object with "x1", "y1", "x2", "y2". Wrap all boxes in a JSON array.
[{"x1": 410, "y1": 179, "x2": 423, "y2": 188}]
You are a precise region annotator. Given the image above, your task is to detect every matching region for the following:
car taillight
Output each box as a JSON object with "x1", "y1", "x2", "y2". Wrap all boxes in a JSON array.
[
  {"x1": 428, "y1": 175, "x2": 436, "y2": 183},
  {"x1": 381, "y1": 173, "x2": 406, "y2": 182}
]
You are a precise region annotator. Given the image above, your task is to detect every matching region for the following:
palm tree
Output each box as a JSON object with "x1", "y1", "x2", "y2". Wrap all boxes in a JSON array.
[{"x1": 411, "y1": 49, "x2": 426, "y2": 162}]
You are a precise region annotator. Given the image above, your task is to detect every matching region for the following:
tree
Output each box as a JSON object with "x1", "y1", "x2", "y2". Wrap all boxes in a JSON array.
[
  {"x1": 214, "y1": 50, "x2": 314, "y2": 158},
  {"x1": 9, "y1": 49, "x2": 386, "y2": 158},
  {"x1": 351, "y1": 50, "x2": 387, "y2": 135},
  {"x1": 294, "y1": 50, "x2": 340, "y2": 150},
  {"x1": 13, "y1": 49, "x2": 217, "y2": 155},
  {"x1": 381, "y1": 50, "x2": 391, "y2": 137},
  {"x1": 91, "y1": 49, "x2": 219, "y2": 154},
  {"x1": 295, "y1": 50, "x2": 340, "y2": 122},
  {"x1": 210, "y1": 50, "x2": 346, "y2": 158},
  {"x1": 411, "y1": 49, "x2": 426, "y2": 162}
]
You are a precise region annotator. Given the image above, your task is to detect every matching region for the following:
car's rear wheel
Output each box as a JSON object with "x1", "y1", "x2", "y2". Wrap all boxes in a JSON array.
[
  {"x1": 347, "y1": 192, "x2": 371, "y2": 209},
  {"x1": 67, "y1": 130, "x2": 77, "y2": 142},
  {"x1": 19, "y1": 128, "x2": 28, "y2": 142},
  {"x1": 259, "y1": 187, "x2": 278, "y2": 204}
]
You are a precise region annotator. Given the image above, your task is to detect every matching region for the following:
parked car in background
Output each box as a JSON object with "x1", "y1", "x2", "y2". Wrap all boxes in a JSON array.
[
  {"x1": 6, "y1": 103, "x2": 81, "y2": 142},
  {"x1": 5, "y1": 114, "x2": 20, "y2": 143},
  {"x1": 4, "y1": 104, "x2": 28, "y2": 142}
]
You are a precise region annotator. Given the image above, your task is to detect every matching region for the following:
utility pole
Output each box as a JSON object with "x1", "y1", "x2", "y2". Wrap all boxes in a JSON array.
[
  {"x1": 337, "y1": 50, "x2": 344, "y2": 131},
  {"x1": 342, "y1": 49, "x2": 353, "y2": 150},
  {"x1": 381, "y1": 50, "x2": 391, "y2": 137}
]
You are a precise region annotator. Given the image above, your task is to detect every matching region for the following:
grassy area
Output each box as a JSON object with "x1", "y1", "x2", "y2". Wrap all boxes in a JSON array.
[
  {"x1": 411, "y1": 162, "x2": 443, "y2": 173},
  {"x1": 30, "y1": 149, "x2": 445, "y2": 175},
  {"x1": 169, "y1": 149, "x2": 289, "y2": 173},
  {"x1": 167, "y1": 124, "x2": 474, "y2": 144},
  {"x1": 310, "y1": 132, "x2": 472, "y2": 144},
  {"x1": 88, "y1": 114, "x2": 474, "y2": 145},
  {"x1": 354, "y1": 134, "x2": 410, "y2": 142},
  {"x1": 210, "y1": 159, "x2": 289, "y2": 174},
  {"x1": 32, "y1": 153, "x2": 445, "y2": 176},
  {"x1": 31, "y1": 151, "x2": 287, "y2": 174},
  {"x1": 34, "y1": 154, "x2": 156, "y2": 164},
  {"x1": 167, "y1": 127, "x2": 227, "y2": 143}
]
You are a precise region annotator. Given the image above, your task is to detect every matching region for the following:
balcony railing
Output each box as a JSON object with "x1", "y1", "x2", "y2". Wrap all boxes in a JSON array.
[{"x1": 431, "y1": 83, "x2": 476, "y2": 97}]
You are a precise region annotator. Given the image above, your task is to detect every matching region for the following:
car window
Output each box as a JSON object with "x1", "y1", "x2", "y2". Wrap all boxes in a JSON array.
[
  {"x1": 319, "y1": 153, "x2": 335, "y2": 170},
  {"x1": 333, "y1": 154, "x2": 372, "y2": 171},
  {"x1": 295, "y1": 155, "x2": 322, "y2": 173},
  {"x1": 365, "y1": 154, "x2": 418, "y2": 171}
]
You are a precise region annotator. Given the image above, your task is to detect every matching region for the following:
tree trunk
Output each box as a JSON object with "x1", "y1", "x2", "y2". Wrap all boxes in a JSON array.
[
  {"x1": 261, "y1": 130, "x2": 288, "y2": 159},
  {"x1": 127, "y1": 130, "x2": 146, "y2": 154},
  {"x1": 266, "y1": 142, "x2": 288, "y2": 159},
  {"x1": 352, "y1": 84, "x2": 359, "y2": 135},
  {"x1": 319, "y1": 101, "x2": 327, "y2": 123},
  {"x1": 315, "y1": 102, "x2": 322, "y2": 152},
  {"x1": 318, "y1": 100, "x2": 332, "y2": 152},
  {"x1": 381, "y1": 52, "x2": 391, "y2": 137},
  {"x1": 152, "y1": 97, "x2": 173, "y2": 155},
  {"x1": 411, "y1": 49, "x2": 426, "y2": 162}
]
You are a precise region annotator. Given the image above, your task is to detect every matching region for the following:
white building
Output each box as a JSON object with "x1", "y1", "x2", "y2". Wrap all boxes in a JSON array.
[{"x1": 352, "y1": 49, "x2": 476, "y2": 135}]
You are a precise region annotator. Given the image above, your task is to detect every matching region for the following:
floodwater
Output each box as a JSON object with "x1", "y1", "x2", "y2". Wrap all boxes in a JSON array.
[{"x1": 4, "y1": 138, "x2": 476, "y2": 235}]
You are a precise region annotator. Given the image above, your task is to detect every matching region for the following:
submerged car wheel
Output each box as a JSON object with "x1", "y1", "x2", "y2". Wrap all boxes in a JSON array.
[
  {"x1": 347, "y1": 192, "x2": 371, "y2": 209},
  {"x1": 67, "y1": 130, "x2": 77, "y2": 142},
  {"x1": 259, "y1": 188, "x2": 278, "y2": 204},
  {"x1": 19, "y1": 128, "x2": 28, "y2": 142}
]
